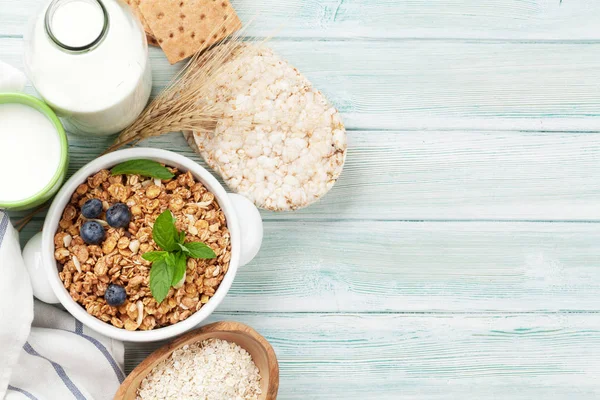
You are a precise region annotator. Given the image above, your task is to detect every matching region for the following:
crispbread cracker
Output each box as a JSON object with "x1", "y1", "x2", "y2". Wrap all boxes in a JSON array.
[
  {"x1": 140, "y1": 0, "x2": 241, "y2": 64},
  {"x1": 147, "y1": 34, "x2": 159, "y2": 47},
  {"x1": 124, "y1": 0, "x2": 159, "y2": 46}
]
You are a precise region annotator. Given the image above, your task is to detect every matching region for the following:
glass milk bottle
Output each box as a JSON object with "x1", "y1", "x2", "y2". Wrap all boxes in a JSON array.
[{"x1": 24, "y1": 0, "x2": 152, "y2": 136}]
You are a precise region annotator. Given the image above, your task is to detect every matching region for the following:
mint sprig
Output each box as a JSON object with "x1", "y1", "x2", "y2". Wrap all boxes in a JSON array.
[
  {"x1": 152, "y1": 210, "x2": 179, "y2": 252},
  {"x1": 171, "y1": 252, "x2": 188, "y2": 286},
  {"x1": 111, "y1": 159, "x2": 175, "y2": 180},
  {"x1": 148, "y1": 257, "x2": 173, "y2": 304},
  {"x1": 143, "y1": 210, "x2": 216, "y2": 303},
  {"x1": 142, "y1": 251, "x2": 168, "y2": 262},
  {"x1": 178, "y1": 242, "x2": 217, "y2": 259}
]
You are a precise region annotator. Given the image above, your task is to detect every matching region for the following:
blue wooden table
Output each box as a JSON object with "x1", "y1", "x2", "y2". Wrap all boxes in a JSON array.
[{"x1": 3, "y1": 0, "x2": 600, "y2": 398}]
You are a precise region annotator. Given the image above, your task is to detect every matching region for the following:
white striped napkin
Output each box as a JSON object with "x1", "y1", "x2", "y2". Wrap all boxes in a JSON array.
[
  {"x1": 5, "y1": 301, "x2": 125, "y2": 400},
  {"x1": 1, "y1": 212, "x2": 125, "y2": 400},
  {"x1": 0, "y1": 212, "x2": 33, "y2": 399}
]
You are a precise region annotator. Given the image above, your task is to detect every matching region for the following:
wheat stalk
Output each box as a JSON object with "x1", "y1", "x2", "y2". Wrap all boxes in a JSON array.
[{"x1": 104, "y1": 17, "x2": 255, "y2": 154}]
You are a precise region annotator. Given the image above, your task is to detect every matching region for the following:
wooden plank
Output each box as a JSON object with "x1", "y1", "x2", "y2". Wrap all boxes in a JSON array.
[
  {"x1": 125, "y1": 313, "x2": 600, "y2": 398},
  {"x1": 1, "y1": 0, "x2": 599, "y2": 40},
  {"x1": 4, "y1": 38, "x2": 600, "y2": 131},
  {"x1": 203, "y1": 221, "x2": 600, "y2": 313},
  {"x1": 15, "y1": 220, "x2": 600, "y2": 312},
  {"x1": 266, "y1": 40, "x2": 600, "y2": 131},
  {"x1": 260, "y1": 130, "x2": 600, "y2": 221},
  {"x1": 7, "y1": 129, "x2": 600, "y2": 225}
]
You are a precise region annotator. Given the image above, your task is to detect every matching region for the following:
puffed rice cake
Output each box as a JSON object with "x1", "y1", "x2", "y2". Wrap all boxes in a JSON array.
[{"x1": 185, "y1": 44, "x2": 347, "y2": 211}]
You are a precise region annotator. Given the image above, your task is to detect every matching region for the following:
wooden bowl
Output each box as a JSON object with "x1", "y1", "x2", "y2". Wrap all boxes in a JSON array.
[{"x1": 114, "y1": 321, "x2": 279, "y2": 399}]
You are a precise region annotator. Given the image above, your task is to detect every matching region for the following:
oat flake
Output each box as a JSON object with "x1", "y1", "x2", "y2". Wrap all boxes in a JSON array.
[{"x1": 136, "y1": 338, "x2": 262, "y2": 400}]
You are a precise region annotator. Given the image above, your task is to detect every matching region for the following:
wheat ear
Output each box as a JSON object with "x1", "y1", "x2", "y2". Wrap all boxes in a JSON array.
[{"x1": 104, "y1": 18, "x2": 254, "y2": 154}]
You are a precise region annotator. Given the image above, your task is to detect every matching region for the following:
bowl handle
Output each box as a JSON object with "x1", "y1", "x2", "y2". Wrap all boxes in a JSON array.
[
  {"x1": 22, "y1": 232, "x2": 60, "y2": 304},
  {"x1": 228, "y1": 193, "x2": 263, "y2": 267}
]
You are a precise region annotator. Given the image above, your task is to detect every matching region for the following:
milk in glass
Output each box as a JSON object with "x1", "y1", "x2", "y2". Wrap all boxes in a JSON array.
[{"x1": 0, "y1": 104, "x2": 62, "y2": 202}]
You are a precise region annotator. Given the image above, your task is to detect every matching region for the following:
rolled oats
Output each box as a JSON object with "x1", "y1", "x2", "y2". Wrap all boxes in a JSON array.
[
  {"x1": 54, "y1": 167, "x2": 231, "y2": 331},
  {"x1": 136, "y1": 338, "x2": 261, "y2": 400}
]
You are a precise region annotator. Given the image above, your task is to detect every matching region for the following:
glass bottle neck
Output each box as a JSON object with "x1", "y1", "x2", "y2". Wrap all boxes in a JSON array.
[{"x1": 45, "y1": 0, "x2": 109, "y2": 52}]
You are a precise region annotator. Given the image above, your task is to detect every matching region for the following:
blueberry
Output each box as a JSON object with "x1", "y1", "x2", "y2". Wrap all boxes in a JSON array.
[
  {"x1": 106, "y1": 203, "x2": 131, "y2": 228},
  {"x1": 81, "y1": 198, "x2": 103, "y2": 219},
  {"x1": 104, "y1": 284, "x2": 127, "y2": 307},
  {"x1": 80, "y1": 221, "x2": 106, "y2": 245}
]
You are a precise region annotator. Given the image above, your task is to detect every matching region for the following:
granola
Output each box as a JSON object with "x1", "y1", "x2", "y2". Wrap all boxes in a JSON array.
[{"x1": 54, "y1": 167, "x2": 231, "y2": 331}]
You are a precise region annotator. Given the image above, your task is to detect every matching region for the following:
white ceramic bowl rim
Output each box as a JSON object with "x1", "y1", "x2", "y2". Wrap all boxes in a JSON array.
[{"x1": 42, "y1": 148, "x2": 242, "y2": 342}]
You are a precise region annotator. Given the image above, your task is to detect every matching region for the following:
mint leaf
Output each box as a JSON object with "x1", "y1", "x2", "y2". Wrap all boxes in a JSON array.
[
  {"x1": 149, "y1": 258, "x2": 173, "y2": 303},
  {"x1": 111, "y1": 159, "x2": 174, "y2": 180},
  {"x1": 181, "y1": 241, "x2": 216, "y2": 259},
  {"x1": 152, "y1": 210, "x2": 179, "y2": 252},
  {"x1": 171, "y1": 252, "x2": 187, "y2": 286},
  {"x1": 164, "y1": 252, "x2": 176, "y2": 268},
  {"x1": 177, "y1": 231, "x2": 186, "y2": 245},
  {"x1": 142, "y1": 251, "x2": 168, "y2": 262}
]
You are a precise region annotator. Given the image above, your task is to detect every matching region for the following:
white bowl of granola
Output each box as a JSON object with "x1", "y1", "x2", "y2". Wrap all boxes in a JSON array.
[{"x1": 23, "y1": 148, "x2": 263, "y2": 342}]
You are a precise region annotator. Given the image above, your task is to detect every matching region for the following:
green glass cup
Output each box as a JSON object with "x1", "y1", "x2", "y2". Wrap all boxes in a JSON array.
[{"x1": 0, "y1": 93, "x2": 69, "y2": 210}]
